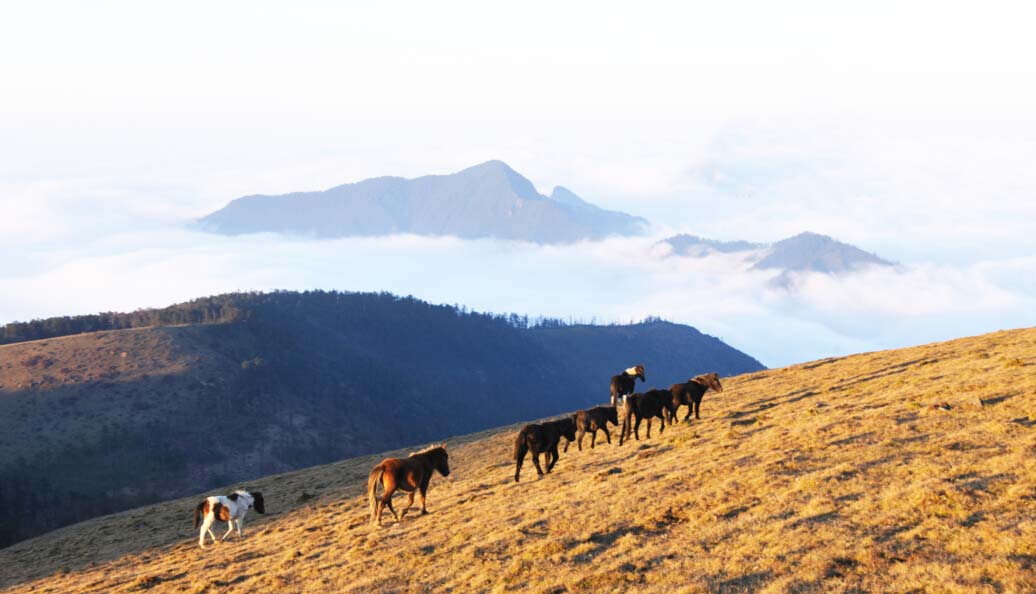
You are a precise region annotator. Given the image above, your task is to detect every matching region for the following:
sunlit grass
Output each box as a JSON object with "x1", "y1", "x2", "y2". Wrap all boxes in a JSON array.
[{"x1": 2, "y1": 327, "x2": 1035, "y2": 593}]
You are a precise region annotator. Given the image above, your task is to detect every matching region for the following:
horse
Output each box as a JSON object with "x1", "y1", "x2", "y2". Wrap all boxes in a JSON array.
[
  {"x1": 367, "y1": 444, "x2": 450, "y2": 527},
  {"x1": 565, "y1": 406, "x2": 619, "y2": 452},
  {"x1": 513, "y1": 417, "x2": 577, "y2": 482},
  {"x1": 668, "y1": 372, "x2": 724, "y2": 424},
  {"x1": 619, "y1": 390, "x2": 677, "y2": 445},
  {"x1": 610, "y1": 365, "x2": 645, "y2": 407},
  {"x1": 193, "y1": 490, "x2": 265, "y2": 548}
]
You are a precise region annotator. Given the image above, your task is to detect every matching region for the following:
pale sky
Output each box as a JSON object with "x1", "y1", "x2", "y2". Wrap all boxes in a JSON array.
[{"x1": 1, "y1": 1, "x2": 1034, "y2": 365}]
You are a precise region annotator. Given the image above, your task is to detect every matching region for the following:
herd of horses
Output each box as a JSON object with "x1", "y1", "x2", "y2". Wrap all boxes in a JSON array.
[
  {"x1": 366, "y1": 365, "x2": 724, "y2": 526},
  {"x1": 193, "y1": 365, "x2": 725, "y2": 541}
]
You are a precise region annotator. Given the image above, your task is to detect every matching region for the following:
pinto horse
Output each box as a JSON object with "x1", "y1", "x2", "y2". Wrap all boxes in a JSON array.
[
  {"x1": 668, "y1": 372, "x2": 724, "y2": 424},
  {"x1": 367, "y1": 444, "x2": 450, "y2": 527},
  {"x1": 619, "y1": 390, "x2": 677, "y2": 445},
  {"x1": 193, "y1": 490, "x2": 265, "y2": 548},
  {"x1": 610, "y1": 365, "x2": 645, "y2": 407},
  {"x1": 513, "y1": 417, "x2": 577, "y2": 482}
]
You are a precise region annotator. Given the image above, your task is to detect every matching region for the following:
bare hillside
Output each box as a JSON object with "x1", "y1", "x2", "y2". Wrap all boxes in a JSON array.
[{"x1": 2, "y1": 328, "x2": 1035, "y2": 593}]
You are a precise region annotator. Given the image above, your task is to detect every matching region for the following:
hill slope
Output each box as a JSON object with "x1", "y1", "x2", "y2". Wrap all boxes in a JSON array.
[
  {"x1": 197, "y1": 160, "x2": 648, "y2": 243},
  {"x1": 2, "y1": 328, "x2": 1034, "y2": 592},
  {"x1": 0, "y1": 292, "x2": 761, "y2": 546}
]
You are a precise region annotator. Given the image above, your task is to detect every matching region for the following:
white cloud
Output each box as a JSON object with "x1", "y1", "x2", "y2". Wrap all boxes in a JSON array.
[{"x1": 1, "y1": 226, "x2": 1032, "y2": 369}]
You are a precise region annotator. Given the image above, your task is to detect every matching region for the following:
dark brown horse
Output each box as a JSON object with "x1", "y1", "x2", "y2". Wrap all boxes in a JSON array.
[
  {"x1": 619, "y1": 390, "x2": 677, "y2": 445},
  {"x1": 610, "y1": 365, "x2": 645, "y2": 406},
  {"x1": 565, "y1": 406, "x2": 619, "y2": 451},
  {"x1": 513, "y1": 418, "x2": 577, "y2": 482},
  {"x1": 668, "y1": 372, "x2": 724, "y2": 424},
  {"x1": 367, "y1": 444, "x2": 450, "y2": 526}
]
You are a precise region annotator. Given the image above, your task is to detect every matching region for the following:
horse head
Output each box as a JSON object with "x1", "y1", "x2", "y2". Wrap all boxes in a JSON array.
[
  {"x1": 251, "y1": 491, "x2": 266, "y2": 514},
  {"x1": 606, "y1": 406, "x2": 619, "y2": 426},
  {"x1": 692, "y1": 372, "x2": 724, "y2": 393},
  {"x1": 559, "y1": 418, "x2": 577, "y2": 442},
  {"x1": 435, "y1": 445, "x2": 451, "y2": 477},
  {"x1": 625, "y1": 365, "x2": 646, "y2": 382}
]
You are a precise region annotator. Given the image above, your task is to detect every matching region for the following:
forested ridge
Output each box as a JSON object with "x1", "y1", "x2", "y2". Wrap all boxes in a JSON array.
[{"x1": 0, "y1": 291, "x2": 763, "y2": 546}]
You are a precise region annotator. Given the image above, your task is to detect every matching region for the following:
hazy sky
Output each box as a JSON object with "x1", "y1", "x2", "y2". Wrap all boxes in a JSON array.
[{"x1": 2, "y1": 2, "x2": 1034, "y2": 365}]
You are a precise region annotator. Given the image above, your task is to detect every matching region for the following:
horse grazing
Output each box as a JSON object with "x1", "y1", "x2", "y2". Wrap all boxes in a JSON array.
[
  {"x1": 619, "y1": 390, "x2": 677, "y2": 445},
  {"x1": 668, "y1": 372, "x2": 724, "y2": 424},
  {"x1": 513, "y1": 417, "x2": 577, "y2": 482},
  {"x1": 565, "y1": 406, "x2": 619, "y2": 451},
  {"x1": 193, "y1": 490, "x2": 266, "y2": 548},
  {"x1": 367, "y1": 444, "x2": 450, "y2": 527},
  {"x1": 610, "y1": 365, "x2": 645, "y2": 407}
]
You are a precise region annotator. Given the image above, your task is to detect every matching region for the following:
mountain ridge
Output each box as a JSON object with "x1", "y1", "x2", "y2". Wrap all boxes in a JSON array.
[
  {"x1": 198, "y1": 161, "x2": 648, "y2": 243},
  {"x1": 661, "y1": 230, "x2": 894, "y2": 274}
]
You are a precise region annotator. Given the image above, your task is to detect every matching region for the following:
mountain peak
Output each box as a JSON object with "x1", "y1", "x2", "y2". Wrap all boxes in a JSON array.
[
  {"x1": 755, "y1": 231, "x2": 893, "y2": 273},
  {"x1": 198, "y1": 161, "x2": 647, "y2": 243}
]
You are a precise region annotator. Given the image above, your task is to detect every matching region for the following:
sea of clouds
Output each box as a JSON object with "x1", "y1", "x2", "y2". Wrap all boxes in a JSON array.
[{"x1": 2, "y1": 110, "x2": 1034, "y2": 367}]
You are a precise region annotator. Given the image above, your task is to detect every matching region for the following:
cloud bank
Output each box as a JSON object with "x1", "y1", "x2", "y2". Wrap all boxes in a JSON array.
[{"x1": 1, "y1": 224, "x2": 1032, "y2": 368}]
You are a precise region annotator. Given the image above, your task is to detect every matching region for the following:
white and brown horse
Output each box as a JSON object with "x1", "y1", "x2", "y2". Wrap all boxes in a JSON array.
[
  {"x1": 193, "y1": 490, "x2": 266, "y2": 548},
  {"x1": 610, "y1": 365, "x2": 645, "y2": 407}
]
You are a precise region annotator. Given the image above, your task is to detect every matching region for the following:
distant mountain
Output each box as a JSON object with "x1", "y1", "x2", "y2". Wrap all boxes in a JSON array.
[
  {"x1": 197, "y1": 161, "x2": 648, "y2": 243},
  {"x1": 662, "y1": 234, "x2": 765, "y2": 257},
  {"x1": 660, "y1": 231, "x2": 893, "y2": 274},
  {"x1": 754, "y1": 232, "x2": 892, "y2": 273},
  {"x1": 0, "y1": 291, "x2": 762, "y2": 546}
]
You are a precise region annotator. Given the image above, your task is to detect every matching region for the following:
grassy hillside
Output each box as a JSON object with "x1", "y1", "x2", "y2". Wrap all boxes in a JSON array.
[
  {"x1": 2, "y1": 327, "x2": 1033, "y2": 593},
  {"x1": 0, "y1": 291, "x2": 762, "y2": 546}
]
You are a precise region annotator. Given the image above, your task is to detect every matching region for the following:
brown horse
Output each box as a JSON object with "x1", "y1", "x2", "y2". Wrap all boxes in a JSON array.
[
  {"x1": 565, "y1": 406, "x2": 619, "y2": 451},
  {"x1": 668, "y1": 372, "x2": 724, "y2": 424},
  {"x1": 610, "y1": 365, "x2": 645, "y2": 406},
  {"x1": 619, "y1": 390, "x2": 677, "y2": 445},
  {"x1": 513, "y1": 418, "x2": 577, "y2": 482},
  {"x1": 367, "y1": 444, "x2": 450, "y2": 526}
]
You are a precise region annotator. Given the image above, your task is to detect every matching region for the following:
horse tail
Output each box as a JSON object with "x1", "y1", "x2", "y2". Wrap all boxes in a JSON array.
[
  {"x1": 193, "y1": 501, "x2": 205, "y2": 530},
  {"x1": 512, "y1": 429, "x2": 526, "y2": 461},
  {"x1": 367, "y1": 465, "x2": 385, "y2": 522}
]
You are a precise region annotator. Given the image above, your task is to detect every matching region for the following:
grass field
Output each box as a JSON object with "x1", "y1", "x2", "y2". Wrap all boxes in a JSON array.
[{"x1": 2, "y1": 327, "x2": 1035, "y2": 593}]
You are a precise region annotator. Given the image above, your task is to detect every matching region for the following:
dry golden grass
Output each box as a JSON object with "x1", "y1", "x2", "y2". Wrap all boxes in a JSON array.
[{"x1": 3, "y1": 328, "x2": 1036, "y2": 593}]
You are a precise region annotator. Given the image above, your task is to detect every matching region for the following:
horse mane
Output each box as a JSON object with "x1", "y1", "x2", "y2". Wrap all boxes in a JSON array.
[
  {"x1": 409, "y1": 443, "x2": 447, "y2": 457},
  {"x1": 691, "y1": 372, "x2": 721, "y2": 389}
]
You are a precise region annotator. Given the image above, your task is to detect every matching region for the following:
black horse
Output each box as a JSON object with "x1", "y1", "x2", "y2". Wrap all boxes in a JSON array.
[
  {"x1": 668, "y1": 372, "x2": 724, "y2": 424},
  {"x1": 619, "y1": 390, "x2": 677, "y2": 445},
  {"x1": 565, "y1": 406, "x2": 619, "y2": 451},
  {"x1": 513, "y1": 418, "x2": 577, "y2": 482},
  {"x1": 610, "y1": 365, "x2": 645, "y2": 406}
]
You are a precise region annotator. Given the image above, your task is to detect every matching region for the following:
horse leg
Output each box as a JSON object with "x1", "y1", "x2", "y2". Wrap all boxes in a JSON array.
[
  {"x1": 576, "y1": 428, "x2": 585, "y2": 451},
  {"x1": 659, "y1": 413, "x2": 666, "y2": 435},
  {"x1": 199, "y1": 514, "x2": 215, "y2": 548},
  {"x1": 515, "y1": 440, "x2": 528, "y2": 482},
  {"x1": 694, "y1": 399, "x2": 702, "y2": 420},
  {"x1": 221, "y1": 519, "x2": 235, "y2": 541},
  {"x1": 237, "y1": 516, "x2": 245, "y2": 538},
  {"x1": 602, "y1": 425, "x2": 612, "y2": 445},
  {"x1": 531, "y1": 449, "x2": 545, "y2": 477},
  {"x1": 419, "y1": 476, "x2": 432, "y2": 514},
  {"x1": 684, "y1": 404, "x2": 692, "y2": 423},
  {"x1": 634, "y1": 416, "x2": 642, "y2": 440},
  {"x1": 400, "y1": 491, "x2": 416, "y2": 519},
  {"x1": 383, "y1": 494, "x2": 399, "y2": 522},
  {"x1": 547, "y1": 445, "x2": 560, "y2": 472},
  {"x1": 590, "y1": 428, "x2": 598, "y2": 449}
]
